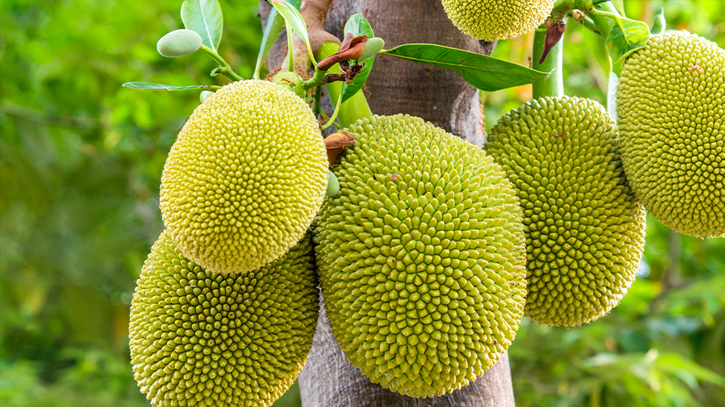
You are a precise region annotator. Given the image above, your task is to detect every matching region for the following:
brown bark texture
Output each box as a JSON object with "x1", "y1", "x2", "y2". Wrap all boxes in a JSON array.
[{"x1": 259, "y1": 1, "x2": 514, "y2": 405}]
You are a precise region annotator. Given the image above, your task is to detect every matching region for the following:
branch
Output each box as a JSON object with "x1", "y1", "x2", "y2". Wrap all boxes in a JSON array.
[{"x1": 292, "y1": 0, "x2": 340, "y2": 73}]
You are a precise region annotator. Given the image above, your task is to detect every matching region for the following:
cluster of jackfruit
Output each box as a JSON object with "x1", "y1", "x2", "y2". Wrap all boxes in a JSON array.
[
  {"x1": 127, "y1": 27, "x2": 724, "y2": 404},
  {"x1": 130, "y1": 232, "x2": 318, "y2": 407},
  {"x1": 441, "y1": 0, "x2": 555, "y2": 41},
  {"x1": 616, "y1": 31, "x2": 725, "y2": 238},
  {"x1": 314, "y1": 115, "x2": 527, "y2": 397},
  {"x1": 486, "y1": 97, "x2": 647, "y2": 326},
  {"x1": 130, "y1": 79, "x2": 329, "y2": 407}
]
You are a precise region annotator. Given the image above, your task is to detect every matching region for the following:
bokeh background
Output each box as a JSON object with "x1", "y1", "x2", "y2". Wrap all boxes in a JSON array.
[{"x1": 1, "y1": 0, "x2": 723, "y2": 406}]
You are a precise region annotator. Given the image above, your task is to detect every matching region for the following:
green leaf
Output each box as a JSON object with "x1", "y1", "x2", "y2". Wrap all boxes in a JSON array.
[
  {"x1": 606, "y1": 16, "x2": 650, "y2": 63},
  {"x1": 379, "y1": 44, "x2": 552, "y2": 92},
  {"x1": 269, "y1": 0, "x2": 315, "y2": 64},
  {"x1": 181, "y1": 0, "x2": 223, "y2": 52},
  {"x1": 344, "y1": 13, "x2": 373, "y2": 38},
  {"x1": 254, "y1": 9, "x2": 284, "y2": 79},
  {"x1": 341, "y1": 14, "x2": 375, "y2": 103},
  {"x1": 122, "y1": 82, "x2": 218, "y2": 91}
]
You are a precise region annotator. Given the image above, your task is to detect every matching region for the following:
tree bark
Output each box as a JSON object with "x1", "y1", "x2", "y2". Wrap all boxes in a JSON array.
[{"x1": 259, "y1": 1, "x2": 514, "y2": 405}]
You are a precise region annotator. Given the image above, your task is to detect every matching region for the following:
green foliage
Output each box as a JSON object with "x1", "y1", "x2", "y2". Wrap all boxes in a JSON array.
[
  {"x1": 379, "y1": 44, "x2": 552, "y2": 92},
  {"x1": 1, "y1": 0, "x2": 723, "y2": 406}
]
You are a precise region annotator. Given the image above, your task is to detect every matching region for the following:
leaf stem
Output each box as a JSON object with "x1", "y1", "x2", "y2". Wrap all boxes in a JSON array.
[
  {"x1": 321, "y1": 91, "x2": 343, "y2": 130},
  {"x1": 286, "y1": 27, "x2": 295, "y2": 72},
  {"x1": 200, "y1": 45, "x2": 243, "y2": 81},
  {"x1": 532, "y1": 29, "x2": 564, "y2": 99}
]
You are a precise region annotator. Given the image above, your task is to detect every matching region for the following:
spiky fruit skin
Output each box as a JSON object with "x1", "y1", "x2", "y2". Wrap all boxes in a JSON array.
[
  {"x1": 440, "y1": 0, "x2": 555, "y2": 41},
  {"x1": 161, "y1": 80, "x2": 328, "y2": 275},
  {"x1": 617, "y1": 31, "x2": 725, "y2": 238},
  {"x1": 486, "y1": 96, "x2": 647, "y2": 327},
  {"x1": 314, "y1": 115, "x2": 527, "y2": 397},
  {"x1": 129, "y1": 231, "x2": 318, "y2": 407}
]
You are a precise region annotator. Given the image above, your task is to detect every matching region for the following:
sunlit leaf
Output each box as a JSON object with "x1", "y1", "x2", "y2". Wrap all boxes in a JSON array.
[
  {"x1": 269, "y1": 0, "x2": 315, "y2": 63},
  {"x1": 379, "y1": 43, "x2": 552, "y2": 91},
  {"x1": 606, "y1": 16, "x2": 650, "y2": 63},
  {"x1": 254, "y1": 0, "x2": 301, "y2": 79},
  {"x1": 181, "y1": 0, "x2": 223, "y2": 52}
]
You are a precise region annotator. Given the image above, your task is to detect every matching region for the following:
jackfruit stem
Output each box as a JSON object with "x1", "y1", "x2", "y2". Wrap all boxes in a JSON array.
[
  {"x1": 200, "y1": 45, "x2": 242, "y2": 81},
  {"x1": 532, "y1": 29, "x2": 564, "y2": 99}
]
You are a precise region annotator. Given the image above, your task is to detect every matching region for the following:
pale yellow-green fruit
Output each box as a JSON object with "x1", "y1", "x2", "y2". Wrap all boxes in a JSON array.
[
  {"x1": 315, "y1": 114, "x2": 527, "y2": 397},
  {"x1": 129, "y1": 231, "x2": 318, "y2": 407},
  {"x1": 161, "y1": 80, "x2": 328, "y2": 275},
  {"x1": 617, "y1": 31, "x2": 725, "y2": 238},
  {"x1": 156, "y1": 29, "x2": 203, "y2": 58},
  {"x1": 441, "y1": 0, "x2": 555, "y2": 41},
  {"x1": 486, "y1": 96, "x2": 647, "y2": 327}
]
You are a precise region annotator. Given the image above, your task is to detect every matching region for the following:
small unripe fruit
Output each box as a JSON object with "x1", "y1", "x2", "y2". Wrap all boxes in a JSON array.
[
  {"x1": 359, "y1": 37, "x2": 385, "y2": 60},
  {"x1": 272, "y1": 71, "x2": 307, "y2": 99},
  {"x1": 156, "y1": 29, "x2": 203, "y2": 58},
  {"x1": 199, "y1": 90, "x2": 213, "y2": 103},
  {"x1": 326, "y1": 170, "x2": 339, "y2": 196}
]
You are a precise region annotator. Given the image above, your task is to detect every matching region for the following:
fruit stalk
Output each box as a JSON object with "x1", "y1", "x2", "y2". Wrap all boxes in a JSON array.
[
  {"x1": 532, "y1": 28, "x2": 564, "y2": 99},
  {"x1": 315, "y1": 42, "x2": 373, "y2": 128},
  {"x1": 200, "y1": 45, "x2": 242, "y2": 81}
]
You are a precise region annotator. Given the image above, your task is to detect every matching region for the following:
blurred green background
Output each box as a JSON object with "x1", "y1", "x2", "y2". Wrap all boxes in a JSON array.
[{"x1": 0, "y1": 0, "x2": 723, "y2": 406}]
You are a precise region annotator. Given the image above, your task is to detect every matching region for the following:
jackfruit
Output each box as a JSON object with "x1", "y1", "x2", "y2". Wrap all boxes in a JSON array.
[
  {"x1": 440, "y1": 0, "x2": 555, "y2": 41},
  {"x1": 161, "y1": 80, "x2": 328, "y2": 275},
  {"x1": 129, "y1": 231, "x2": 318, "y2": 407},
  {"x1": 314, "y1": 115, "x2": 527, "y2": 397},
  {"x1": 359, "y1": 37, "x2": 386, "y2": 61},
  {"x1": 486, "y1": 96, "x2": 647, "y2": 327},
  {"x1": 157, "y1": 29, "x2": 203, "y2": 58},
  {"x1": 617, "y1": 31, "x2": 725, "y2": 238}
]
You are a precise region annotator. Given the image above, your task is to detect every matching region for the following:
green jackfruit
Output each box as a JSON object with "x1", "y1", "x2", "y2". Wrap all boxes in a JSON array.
[
  {"x1": 441, "y1": 0, "x2": 555, "y2": 41},
  {"x1": 617, "y1": 31, "x2": 725, "y2": 238},
  {"x1": 129, "y1": 231, "x2": 318, "y2": 407},
  {"x1": 161, "y1": 80, "x2": 328, "y2": 275},
  {"x1": 486, "y1": 96, "x2": 647, "y2": 327},
  {"x1": 157, "y1": 29, "x2": 203, "y2": 58},
  {"x1": 314, "y1": 115, "x2": 527, "y2": 397}
]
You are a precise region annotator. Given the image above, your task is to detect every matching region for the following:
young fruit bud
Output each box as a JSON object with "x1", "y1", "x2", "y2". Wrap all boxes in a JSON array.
[
  {"x1": 272, "y1": 71, "x2": 307, "y2": 99},
  {"x1": 358, "y1": 37, "x2": 385, "y2": 60},
  {"x1": 326, "y1": 171, "x2": 340, "y2": 197},
  {"x1": 199, "y1": 91, "x2": 213, "y2": 103},
  {"x1": 157, "y1": 29, "x2": 203, "y2": 58}
]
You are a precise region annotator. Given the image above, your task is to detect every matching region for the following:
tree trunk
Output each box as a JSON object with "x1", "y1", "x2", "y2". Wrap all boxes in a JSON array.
[{"x1": 259, "y1": 1, "x2": 515, "y2": 405}]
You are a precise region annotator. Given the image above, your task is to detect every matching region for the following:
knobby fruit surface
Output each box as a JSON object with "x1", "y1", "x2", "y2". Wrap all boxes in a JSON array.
[
  {"x1": 315, "y1": 115, "x2": 527, "y2": 397},
  {"x1": 487, "y1": 96, "x2": 647, "y2": 327},
  {"x1": 617, "y1": 31, "x2": 725, "y2": 238},
  {"x1": 161, "y1": 80, "x2": 328, "y2": 274},
  {"x1": 130, "y1": 231, "x2": 319, "y2": 407},
  {"x1": 440, "y1": 0, "x2": 555, "y2": 41}
]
